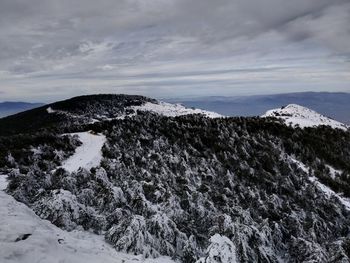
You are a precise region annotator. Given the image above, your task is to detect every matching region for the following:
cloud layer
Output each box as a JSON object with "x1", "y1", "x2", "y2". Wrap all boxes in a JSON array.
[{"x1": 0, "y1": 0, "x2": 349, "y2": 101}]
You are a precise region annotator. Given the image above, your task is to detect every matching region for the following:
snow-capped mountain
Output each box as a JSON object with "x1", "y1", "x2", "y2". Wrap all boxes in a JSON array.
[
  {"x1": 1, "y1": 95, "x2": 350, "y2": 263},
  {"x1": 262, "y1": 104, "x2": 348, "y2": 130}
]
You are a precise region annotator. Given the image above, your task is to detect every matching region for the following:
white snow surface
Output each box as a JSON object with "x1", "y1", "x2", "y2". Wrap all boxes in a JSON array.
[
  {"x1": 60, "y1": 132, "x2": 106, "y2": 173},
  {"x1": 46, "y1": 107, "x2": 56, "y2": 114},
  {"x1": 131, "y1": 101, "x2": 223, "y2": 118},
  {"x1": 0, "y1": 175, "x2": 175, "y2": 263},
  {"x1": 262, "y1": 104, "x2": 348, "y2": 130},
  {"x1": 326, "y1": 165, "x2": 342, "y2": 179}
]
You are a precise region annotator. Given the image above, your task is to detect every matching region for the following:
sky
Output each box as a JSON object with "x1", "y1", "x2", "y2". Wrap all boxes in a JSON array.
[{"x1": 0, "y1": 0, "x2": 349, "y2": 102}]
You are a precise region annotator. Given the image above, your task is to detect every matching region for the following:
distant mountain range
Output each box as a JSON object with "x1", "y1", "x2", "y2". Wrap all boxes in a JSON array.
[
  {"x1": 166, "y1": 92, "x2": 350, "y2": 124},
  {"x1": 0, "y1": 102, "x2": 44, "y2": 118}
]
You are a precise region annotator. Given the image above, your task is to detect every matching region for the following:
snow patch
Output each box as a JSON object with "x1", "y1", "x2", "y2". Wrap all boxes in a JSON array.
[
  {"x1": 46, "y1": 107, "x2": 56, "y2": 114},
  {"x1": 60, "y1": 132, "x2": 106, "y2": 173},
  {"x1": 0, "y1": 175, "x2": 175, "y2": 263},
  {"x1": 131, "y1": 101, "x2": 223, "y2": 118},
  {"x1": 262, "y1": 104, "x2": 348, "y2": 130},
  {"x1": 0, "y1": 174, "x2": 8, "y2": 190},
  {"x1": 326, "y1": 165, "x2": 342, "y2": 179}
]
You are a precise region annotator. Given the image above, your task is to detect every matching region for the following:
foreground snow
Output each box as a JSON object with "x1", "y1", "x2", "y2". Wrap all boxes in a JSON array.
[
  {"x1": 131, "y1": 102, "x2": 223, "y2": 118},
  {"x1": 262, "y1": 104, "x2": 348, "y2": 130},
  {"x1": 60, "y1": 132, "x2": 106, "y2": 173},
  {"x1": 0, "y1": 175, "x2": 175, "y2": 263}
]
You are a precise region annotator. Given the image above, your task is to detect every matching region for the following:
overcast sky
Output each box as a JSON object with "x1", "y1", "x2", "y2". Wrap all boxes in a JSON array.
[{"x1": 0, "y1": 0, "x2": 349, "y2": 102}]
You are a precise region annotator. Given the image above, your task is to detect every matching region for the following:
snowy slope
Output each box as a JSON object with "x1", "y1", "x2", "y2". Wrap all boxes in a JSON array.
[
  {"x1": 131, "y1": 101, "x2": 223, "y2": 118},
  {"x1": 0, "y1": 175, "x2": 175, "y2": 263},
  {"x1": 60, "y1": 132, "x2": 106, "y2": 172},
  {"x1": 262, "y1": 104, "x2": 348, "y2": 130},
  {"x1": 309, "y1": 176, "x2": 350, "y2": 210},
  {"x1": 47, "y1": 99, "x2": 223, "y2": 123},
  {"x1": 286, "y1": 155, "x2": 350, "y2": 211}
]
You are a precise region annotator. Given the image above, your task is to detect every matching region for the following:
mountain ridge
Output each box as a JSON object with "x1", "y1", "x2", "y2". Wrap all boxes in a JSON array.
[
  {"x1": 0, "y1": 101, "x2": 44, "y2": 118},
  {"x1": 0, "y1": 94, "x2": 221, "y2": 136}
]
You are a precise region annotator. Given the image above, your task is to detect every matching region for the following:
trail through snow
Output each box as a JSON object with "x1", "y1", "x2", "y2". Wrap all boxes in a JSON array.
[
  {"x1": 61, "y1": 132, "x2": 106, "y2": 173},
  {"x1": 0, "y1": 174, "x2": 175, "y2": 263}
]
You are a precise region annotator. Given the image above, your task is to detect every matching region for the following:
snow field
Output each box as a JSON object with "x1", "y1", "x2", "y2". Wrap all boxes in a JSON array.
[{"x1": 60, "y1": 132, "x2": 106, "y2": 173}]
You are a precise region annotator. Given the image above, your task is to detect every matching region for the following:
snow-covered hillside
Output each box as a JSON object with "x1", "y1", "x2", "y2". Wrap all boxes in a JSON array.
[
  {"x1": 262, "y1": 104, "x2": 348, "y2": 130},
  {"x1": 0, "y1": 175, "x2": 175, "y2": 263},
  {"x1": 2, "y1": 94, "x2": 350, "y2": 262},
  {"x1": 92, "y1": 101, "x2": 223, "y2": 121},
  {"x1": 286, "y1": 155, "x2": 350, "y2": 210},
  {"x1": 60, "y1": 132, "x2": 106, "y2": 173},
  {"x1": 131, "y1": 101, "x2": 223, "y2": 118}
]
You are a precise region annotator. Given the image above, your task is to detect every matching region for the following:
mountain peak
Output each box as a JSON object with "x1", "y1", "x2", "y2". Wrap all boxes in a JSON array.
[{"x1": 262, "y1": 104, "x2": 348, "y2": 130}]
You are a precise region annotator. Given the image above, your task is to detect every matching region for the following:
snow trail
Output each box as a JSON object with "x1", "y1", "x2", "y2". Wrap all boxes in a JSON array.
[{"x1": 61, "y1": 132, "x2": 106, "y2": 172}]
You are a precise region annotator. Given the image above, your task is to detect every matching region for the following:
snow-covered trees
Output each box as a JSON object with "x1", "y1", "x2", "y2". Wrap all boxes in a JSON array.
[
  {"x1": 2, "y1": 110, "x2": 350, "y2": 262},
  {"x1": 196, "y1": 234, "x2": 238, "y2": 263}
]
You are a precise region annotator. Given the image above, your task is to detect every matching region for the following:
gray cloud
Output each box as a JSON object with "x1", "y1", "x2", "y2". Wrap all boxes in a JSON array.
[{"x1": 0, "y1": 0, "x2": 349, "y2": 101}]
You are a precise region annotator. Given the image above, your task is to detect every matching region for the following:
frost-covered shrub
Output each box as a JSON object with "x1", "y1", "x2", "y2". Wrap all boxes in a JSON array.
[{"x1": 196, "y1": 234, "x2": 238, "y2": 263}]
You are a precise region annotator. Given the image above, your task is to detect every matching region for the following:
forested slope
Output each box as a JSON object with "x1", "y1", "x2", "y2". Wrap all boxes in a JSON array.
[{"x1": 1, "y1": 95, "x2": 350, "y2": 262}]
